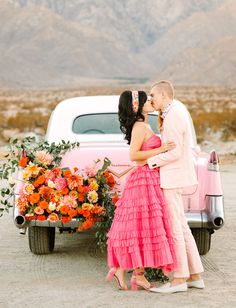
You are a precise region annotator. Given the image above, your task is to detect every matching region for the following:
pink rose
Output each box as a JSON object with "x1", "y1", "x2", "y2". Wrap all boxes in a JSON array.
[
  {"x1": 61, "y1": 195, "x2": 77, "y2": 209},
  {"x1": 45, "y1": 170, "x2": 56, "y2": 185},
  {"x1": 85, "y1": 165, "x2": 97, "y2": 177},
  {"x1": 35, "y1": 150, "x2": 53, "y2": 166},
  {"x1": 55, "y1": 177, "x2": 67, "y2": 191}
]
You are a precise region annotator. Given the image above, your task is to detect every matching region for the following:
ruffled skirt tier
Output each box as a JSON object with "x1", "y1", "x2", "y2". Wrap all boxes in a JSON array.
[{"x1": 107, "y1": 165, "x2": 177, "y2": 273}]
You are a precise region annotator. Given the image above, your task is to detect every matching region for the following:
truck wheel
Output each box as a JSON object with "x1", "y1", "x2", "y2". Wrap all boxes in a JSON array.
[
  {"x1": 28, "y1": 226, "x2": 55, "y2": 255},
  {"x1": 191, "y1": 228, "x2": 212, "y2": 255}
]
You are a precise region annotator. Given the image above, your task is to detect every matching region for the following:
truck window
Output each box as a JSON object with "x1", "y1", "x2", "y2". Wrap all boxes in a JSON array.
[{"x1": 72, "y1": 113, "x2": 160, "y2": 134}]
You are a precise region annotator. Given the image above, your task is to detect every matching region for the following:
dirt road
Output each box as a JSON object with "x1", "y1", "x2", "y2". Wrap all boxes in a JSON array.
[{"x1": 0, "y1": 164, "x2": 235, "y2": 308}]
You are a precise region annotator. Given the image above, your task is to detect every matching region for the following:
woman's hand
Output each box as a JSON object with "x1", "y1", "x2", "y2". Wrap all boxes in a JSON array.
[{"x1": 160, "y1": 141, "x2": 176, "y2": 153}]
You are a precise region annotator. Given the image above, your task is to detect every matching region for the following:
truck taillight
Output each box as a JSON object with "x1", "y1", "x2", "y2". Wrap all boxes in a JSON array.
[{"x1": 208, "y1": 150, "x2": 219, "y2": 171}]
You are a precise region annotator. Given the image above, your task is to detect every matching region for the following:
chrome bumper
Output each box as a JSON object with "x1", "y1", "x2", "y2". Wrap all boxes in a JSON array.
[
  {"x1": 186, "y1": 195, "x2": 224, "y2": 230},
  {"x1": 14, "y1": 195, "x2": 224, "y2": 230}
]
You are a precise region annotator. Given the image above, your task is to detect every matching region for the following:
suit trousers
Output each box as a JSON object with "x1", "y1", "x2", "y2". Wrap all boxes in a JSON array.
[{"x1": 163, "y1": 188, "x2": 204, "y2": 278}]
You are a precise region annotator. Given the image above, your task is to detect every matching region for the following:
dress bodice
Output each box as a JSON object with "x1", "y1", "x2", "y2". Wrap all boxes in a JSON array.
[{"x1": 141, "y1": 134, "x2": 161, "y2": 151}]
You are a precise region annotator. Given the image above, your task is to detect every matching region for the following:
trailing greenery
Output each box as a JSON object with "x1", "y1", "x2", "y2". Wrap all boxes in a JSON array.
[{"x1": 0, "y1": 136, "x2": 80, "y2": 216}]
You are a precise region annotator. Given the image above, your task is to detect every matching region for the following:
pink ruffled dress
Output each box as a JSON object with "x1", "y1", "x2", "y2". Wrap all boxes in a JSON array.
[{"x1": 107, "y1": 135, "x2": 177, "y2": 273}]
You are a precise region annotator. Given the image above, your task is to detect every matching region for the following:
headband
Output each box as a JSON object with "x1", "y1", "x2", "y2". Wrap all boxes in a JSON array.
[{"x1": 132, "y1": 91, "x2": 139, "y2": 113}]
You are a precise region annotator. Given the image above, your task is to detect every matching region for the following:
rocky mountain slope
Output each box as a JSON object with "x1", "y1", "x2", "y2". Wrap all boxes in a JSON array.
[{"x1": 0, "y1": 0, "x2": 235, "y2": 87}]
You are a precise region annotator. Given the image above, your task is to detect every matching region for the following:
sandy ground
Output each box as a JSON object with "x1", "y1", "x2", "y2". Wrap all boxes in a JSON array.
[{"x1": 0, "y1": 164, "x2": 236, "y2": 308}]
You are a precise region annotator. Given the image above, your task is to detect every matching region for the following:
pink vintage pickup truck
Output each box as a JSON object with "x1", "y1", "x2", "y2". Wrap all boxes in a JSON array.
[{"x1": 13, "y1": 96, "x2": 224, "y2": 255}]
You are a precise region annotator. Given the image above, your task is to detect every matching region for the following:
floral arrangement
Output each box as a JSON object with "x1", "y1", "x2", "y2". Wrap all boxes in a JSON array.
[
  {"x1": 17, "y1": 157, "x2": 116, "y2": 231},
  {"x1": 0, "y1": 136, "x2": 117, "y2": 249},
  {"x1": 0, "y1": 136, "x2": 167, "y2": 281}
]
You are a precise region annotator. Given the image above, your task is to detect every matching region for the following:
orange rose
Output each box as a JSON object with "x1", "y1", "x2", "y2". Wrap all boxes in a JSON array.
[
  {"x1": 91, "y1": 205, "x2": 105, "y2": 215},
  {"x1": 18, "y1": 157, "x2": 28, "y2": 168},
  {"x1": 61, "y1": 216, "x2": 72, "y2": 223},
  {"x1": 82, "y1": 210, "x2": 91, "y2": 218},
  {"x1": 108, "y1": 174, "x2": 115, "y2": 186},
  {"x1": 77, "y1": 186, "x2": 84, "y2": 193},
  {"x1": 103, "y1": 171, "x2": 109, "y2": 178},
  {"x1": 69, "y1": 190, "x2": 78, "y2": 198},
  {"x1": 59, "y1": 205, "x2": 70, "y2": 215},
  {"x1": 37, "y1": 215, "x2": 46, "y2": 221},
  {"x1": 61, "y1": 188, "x2": 69, "y2": 195},
  {"x1": 77, "y1": 208, "x2": 90, "y2": 218},
  {"x1": 83, "y1": 220, "x2": 93, "y2": 229},
  {"x1": 39, "y1": 186, "x2": 53, "y2": 199},
  {"x1": 33, "y1": 180, "x2": 39, "y2": 188},
  {"x1": 77, "y1": 208, "x2": 83, "y2": 215},
  {"x1": 68, "y1": 209, "x2": 77, "y2": 218},
  {"x1": 63, "y1": 170, "x2": 72, "y2": 178},
  {"x1": 78, "y1": 219, "x2": 93, "y2": 232},
  {"x1": 37, "y1": 175, "x2": 45, "y2": 185},
  {"x1": 78, "y1": 193, "x2": 84, "y2": 202},
  {"x1": 67, "y1": 174, "x2": 83, "y2": 190},
  {"x1": 39, "y1": 200, "x2": 49, "y2": 210},
  {"x1": 112, "y1": 192, "x2": 119, "y2": 204},
  {"x1": 29, "y1": 193, "x2": 40, "y2": 204},
  {"x1": 52, "y1": 168, "x2": 62, "y2": 177},
  {"x1": 48, "y1": 213, "x2": 59, "y2": 222}
]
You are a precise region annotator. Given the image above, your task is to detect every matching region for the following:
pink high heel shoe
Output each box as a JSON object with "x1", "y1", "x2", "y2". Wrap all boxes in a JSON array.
[
  {"x1": 105, "y1": 268, "x2": 128, "y2": 290},
  {"x1": 131, "y1": 271, "x2": 154, "y2": 291}
]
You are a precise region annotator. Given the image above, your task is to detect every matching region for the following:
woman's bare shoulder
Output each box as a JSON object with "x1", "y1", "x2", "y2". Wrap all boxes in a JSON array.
[
  {"x1": 133, "y1": 121, "x2": 148, "y2": 128},
  {"x1": 132, "y1": 121, "x2": 147, "y2": 137}
]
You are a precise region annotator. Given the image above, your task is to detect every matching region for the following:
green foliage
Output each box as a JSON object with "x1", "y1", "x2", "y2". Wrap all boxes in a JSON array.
[
  {"x1": 0, "y1": 136, "x2": 79, "y2": 216},
  {"x1": 94, "y1": 157, "x2": 115, "y2": 252},
  {"x1": 145, "y1": 268, "x2": 169, "y2": 282}
]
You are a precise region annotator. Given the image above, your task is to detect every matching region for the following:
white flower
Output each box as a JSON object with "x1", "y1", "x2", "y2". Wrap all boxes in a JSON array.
[
  {"x1": 49, "y1": 202, "x2": 56, "y2": 211},
  {"x1": 48, "y1": 180, "x2": 55, "y2": 188}
]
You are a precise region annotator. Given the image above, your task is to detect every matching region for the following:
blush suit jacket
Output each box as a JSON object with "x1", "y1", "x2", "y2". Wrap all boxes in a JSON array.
[{"x1": 147, "y1": 100, "x2": 198, "y2": 189}]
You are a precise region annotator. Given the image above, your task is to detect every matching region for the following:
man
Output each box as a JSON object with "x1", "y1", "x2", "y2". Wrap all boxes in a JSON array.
[{"x1": 148, "y1": 80, "x2": 204, "y2": 294}]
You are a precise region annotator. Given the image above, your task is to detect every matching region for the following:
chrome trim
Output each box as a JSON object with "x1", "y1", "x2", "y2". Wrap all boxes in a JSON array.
[
  {"x1": 205, "y1": 195, "x2": 224, "y2": 230},
  {"x1": 28, "y1": 218, "x2": 81, "y2": 228},
  {"x1": 186, "y1": 195, "x2": 224, "y2": 230},
  {"x1": 208, "y1": 163, "x2": 220, "y2": 172},
  {"x1": 13, "y1": 194, "x2": 27, "y2": 229},
  {"x1": 185, "y1": 212, "x2": 209, "y2": 228}
]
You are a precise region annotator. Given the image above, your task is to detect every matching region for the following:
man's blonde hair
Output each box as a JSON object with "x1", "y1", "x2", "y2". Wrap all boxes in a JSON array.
[{"x1": 151, "y1": 80, "x2": 174, "y2": 99}]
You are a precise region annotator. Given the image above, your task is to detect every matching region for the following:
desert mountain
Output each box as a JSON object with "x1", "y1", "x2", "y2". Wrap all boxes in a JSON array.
[{"x1": 0, "y1": 0, "x2": 235, "y2": 88}]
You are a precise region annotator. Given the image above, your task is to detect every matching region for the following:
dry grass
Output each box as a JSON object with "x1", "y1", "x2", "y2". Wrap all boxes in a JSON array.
[
  {"x1": 192, "y1": 109, "x2": 236, "y2": 142},
  {"x1": 7, "y1": 112, "x2": 49, "y2": 131},
  {"x1": 0, "y1": 86, "x2": 235, "y2": 144}
]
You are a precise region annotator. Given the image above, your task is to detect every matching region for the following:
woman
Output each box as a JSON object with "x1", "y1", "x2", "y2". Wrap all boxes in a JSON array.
[{"x1": 106, "y1": 90, "x2": 177, "y2": 290}]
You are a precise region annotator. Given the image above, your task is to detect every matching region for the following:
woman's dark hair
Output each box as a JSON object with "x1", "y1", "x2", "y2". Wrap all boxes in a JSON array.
[{"x1": 118, "y1": 90, "x2": 147, "y2": 144}]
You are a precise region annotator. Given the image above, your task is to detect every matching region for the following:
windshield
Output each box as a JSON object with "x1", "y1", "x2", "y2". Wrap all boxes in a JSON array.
[{"x1": 72, "y1": 113, "x2": 160, "y2": 134}]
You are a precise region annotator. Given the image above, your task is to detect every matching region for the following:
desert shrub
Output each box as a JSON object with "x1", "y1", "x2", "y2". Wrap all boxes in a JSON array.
[
  {"x1": 6, "y1": 112, "x2": 49, "y2": 132},
  {"x1": 192, "y1": 109, "x2": 236, "y2": 142},
  {"x1": 0, "y1": 113, "x2": 8, "y2": 141}
]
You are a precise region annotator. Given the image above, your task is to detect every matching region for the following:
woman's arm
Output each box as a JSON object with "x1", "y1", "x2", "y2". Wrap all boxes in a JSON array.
[{"x1": 129, "y1": 123, "x2": 175, "y2": 161}]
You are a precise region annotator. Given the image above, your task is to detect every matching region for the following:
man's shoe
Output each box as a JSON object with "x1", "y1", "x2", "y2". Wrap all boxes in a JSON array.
[
  {"x1": 187, "y1": 279, "x2": 205, "y2": 289},
  {"x1": 150, "y1": 282, "x2": 187, "y2": 294}
]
